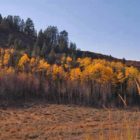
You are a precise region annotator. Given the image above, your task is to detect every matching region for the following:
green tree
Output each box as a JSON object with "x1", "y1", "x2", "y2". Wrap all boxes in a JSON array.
[
  {"x1": 41, "y1": 42, "x2": 48, "y2": 58},
  {"x1": 48, "y1": 49, "x2": 56, "y2": 64},
  {"x1": 58, "y1": 30, "x2": 68, "y2": 53},
  {"x1": 70, "y1": 42, "x2": 76, "y2": 51},
  {"x1": 8, "y1": 34, "x2": 14, "y2": 46},
  {"x1": 24, "y1": 18, "x2": 35, "y2": 36},
  {"x1": 13, "y1": 16, "x2": 21, "y2": 30},
  {"x1": 44, "y1": 26, "x2": 58, "y2": 50},
  {"x1": 1, "y1": 17, "x2": 10, "y2": 29},
  {"x1": 6, "y1": 15, "x2": 14, "y2": 28},
  {"x1": 19, "y1": 19, "x2": 25, "y2": 32},
  {"x1": 14, "y1": 39, "x2": 23, "y2": 50},
  {"x1": 32, "y1": 43, "x2": 40, "y2": 57},
  {"x1": 0, "y1": 14, "x2": 2, "y2": 24},
  {"x1": 36, "y1": 29, "x2": 44, "y2": 47}
]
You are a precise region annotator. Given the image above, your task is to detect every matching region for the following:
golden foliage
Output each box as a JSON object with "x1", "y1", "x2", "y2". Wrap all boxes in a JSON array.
[
  {"x1": 66, "y1": 56, "x2": 72, "y2": 63},
  {"x1": 77, "y1": 57, "x2": 92, "y2": 68},
  {"x1": 18, "y1": 53, "x2": 30, "y2": 70},
  {"x1": 70, "y1": 68, "x2": 81, "y2": 81},
  {"x1": 0, "y1": 48, "x2": 139, "y2": 86},
  {"x1": 51, "y1": 64, "x2": 65, "y2": 80},
  {"x1": 82, "y1": 63, "x2": 113, "y2": 83},
  {"x1": 3, "y1": 51, "x2": 10, "y2": 66},
  {"x1": 38, "y1": 59, "x2": 50, "y2": 72},
  {"x1": 125, "y1": 66, "x2": 139, "y2": 80}
]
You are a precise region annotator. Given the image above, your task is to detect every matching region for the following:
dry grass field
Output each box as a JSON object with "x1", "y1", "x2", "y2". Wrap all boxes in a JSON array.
[{"x1": 0, "y1": 102, "x2": 140, "y2": 140}]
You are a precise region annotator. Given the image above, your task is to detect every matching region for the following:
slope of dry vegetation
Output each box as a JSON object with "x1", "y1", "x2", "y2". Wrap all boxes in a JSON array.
[
  {"x1": 1, "y1": 14, "x2": 140, "y2": 140},
  {"x1": 0, "y1": 103, "x2": 140, "y2": 140}
]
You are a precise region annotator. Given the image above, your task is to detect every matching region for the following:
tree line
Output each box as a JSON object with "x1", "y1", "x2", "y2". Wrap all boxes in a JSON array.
[
  {"x1": 0, "y1": 14, "x2": 36, "y2": 36},
  {"x1": 0, "y1": 14, "x2": 77, "y2": 62},
  {"x1": 0, "y1": 48, "x2": 139, "y2": 107},
  {"x1": 0, "y1": 14, "x2": 140, "y2": 107}
]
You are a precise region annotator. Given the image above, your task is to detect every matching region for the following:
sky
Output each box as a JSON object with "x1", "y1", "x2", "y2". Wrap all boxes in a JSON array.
[{"x1": 0, "y1": 0, "x2": 140, "y2": 60}]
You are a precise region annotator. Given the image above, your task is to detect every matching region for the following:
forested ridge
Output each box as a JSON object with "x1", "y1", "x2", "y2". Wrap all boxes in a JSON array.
[{"x1": 0, "y1": 14, "x2": 140, "y2": 107}]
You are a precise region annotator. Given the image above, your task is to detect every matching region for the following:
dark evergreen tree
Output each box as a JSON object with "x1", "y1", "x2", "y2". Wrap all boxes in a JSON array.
[
  {"x1": 58, "y1": 30, "x2": 68, "y2": 53},
  {"x1": 8, "y1": 34, "x2": 14, "y2": 46},
  {"x1": 40, "y1": 42, "x2": 48, "y2": 58},
  {"x1": 24, "y1": 18, "x2": 35, "y2": 36},
  {"x1": 25, "y1": 45, "x2": 32, "y2": 56},
  {"x1": 36, "y1": 29, "x2": 44, "y2": 47},
  {"x1": 34, "y1": 29, "x2": 37, "y2": 38},
  {"x1": 44, "y1": 26, "x2": 58, "y2": 49},
  {"x1": 0, "y1": 14, "x2": 2, "y2": 24},
  {"x1": 14, "y1": 39, "x2": 23, "y2": 50},
  {"x1": 70, "y1": 42, "x2": 76, "y2": 52},
  {"x1": 0, "y1": 14, "x2": 79, "y2": 61},
  {"x1": 14, "y1": 39, "x2": 19, "y2": 50},
  {"x1": 122, "y1": 58, "x2": 126, "y2": 64},
  {"x1": 19, "y1": 19, "x2": 25, "y2": 32},
  {"x1": 48, "y1": 48, "x2": 56, "y2": 64},
  {"x1": 32, "y1": 43, "x2": 40, "y2": 57},
  {"x1": 6, "y1": 15, "x2": 14, "y2": 28},
  {"x1": 1, "y1": 17, "x2": 10, "y2": 28}
]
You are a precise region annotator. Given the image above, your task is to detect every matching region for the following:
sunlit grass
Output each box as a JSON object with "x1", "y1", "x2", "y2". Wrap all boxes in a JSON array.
[{"x1": 84, "y1": 108, "x2": 140, "y2": 140}]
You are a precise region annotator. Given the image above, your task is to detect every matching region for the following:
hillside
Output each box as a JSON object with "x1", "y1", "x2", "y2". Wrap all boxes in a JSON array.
[
  {"x1": 0, "y1": 27, "x2": 140, "y2": 69},
  {"x1": 0, "y1": 14, "x2": 140, "y2": 108},
  {"x1": 0, "y1": 26, "x2": 35, "y2": 48},
  {"x1": 1, "y1": 2, "x2": 140, "y2": 140},
  {"x1": 0, "y1": 14, "x2": 140, "y2": 69},
  {"x1": 0, "y1": 26, "x2": 140, "y2": 68}
]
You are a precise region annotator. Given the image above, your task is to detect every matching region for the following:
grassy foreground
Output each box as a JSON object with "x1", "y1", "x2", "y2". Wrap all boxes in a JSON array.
[{"x1": 0, "y1": 102, "x2": 140, "y2": 140}]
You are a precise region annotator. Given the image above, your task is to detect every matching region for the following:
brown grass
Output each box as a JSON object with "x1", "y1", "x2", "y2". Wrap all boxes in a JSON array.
[{"x1": 0, "y1": 102, "x2": 140, "y2": 140}]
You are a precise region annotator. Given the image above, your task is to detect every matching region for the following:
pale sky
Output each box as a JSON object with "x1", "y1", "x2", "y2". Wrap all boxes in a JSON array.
[{"x1": 0, "y1": 0, "x2": 140, "y2": 60}]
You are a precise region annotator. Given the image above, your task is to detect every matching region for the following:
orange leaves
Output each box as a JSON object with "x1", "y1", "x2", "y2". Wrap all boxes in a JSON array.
[
  {"x1": 66, "y1": 56, "x2": 72, "y2": 63},
  {"x1": 82, "y1": 63, "x2": 113, "y2": 83},
  {"x1": 18, "y1": 53, "x2": 30, "y2": 70},
  {"x1": 111, "y1": 62, "x2": 124, "y2": 72},
  {"x1": 0, "y1": 49, "x2": 14, "y2": 67},
  {"x1": 77, "y1": 58, "x2": 114, "y2": 83},
  {"x1": 93, "y1": 64, "x2": 113, "y2": 83},
  {"x1": 0, "y1": 48, "x2": 139, "y2": 107},
  {"x1": 30, "y1": 57, "x2": 50, "y2": 73},
  {"x1": 38, "y1": 59, "x2": 50, "y2": 72},
  {"x1": 19, "y1": 53, "x2": 30, "y2": 65},
  {"x1": 125, "y1": 66, "x2": 139, "y2": 80},
  {"x1": 0, "y1": 48, "x2": 139, "y2": 86},
  {"x1": 77, "y1": 57, "x2": 92, "y2": 68},
  {"x1": 3, "y1": 50, "x2": 10, "y2": 66},
  {"x1": 30, "y1": 57, "x2": 36, "y2": 66},
  {"x1": 116, "y1": 71, "x2": 126, "y2": 83},
  {"x1": 70, "y1": 68, "x2": 81, "y2": 81},
  {"x1": 51, "y1": 64, "x2": 65, "y2": 80}
]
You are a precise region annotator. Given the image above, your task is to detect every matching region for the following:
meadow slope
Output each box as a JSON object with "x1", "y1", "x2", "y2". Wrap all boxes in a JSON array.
[{"x1": 0, "y1": 102, "x2": 140, "y2": 140}]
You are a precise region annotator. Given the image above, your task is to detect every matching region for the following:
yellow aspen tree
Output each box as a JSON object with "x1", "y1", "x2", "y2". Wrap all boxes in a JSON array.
[
  {"x1": 82, "y1": 63, "x2": 113, "y2": 83},
  {"x1": 0, "y1": 48, "x2": 5, "y2": 67},
  {"x1": 51, "y1": 64, "x2": 65, "y2": 80},
  {"x1": 18, "y1": 53, "x2": 30, "y2": 71},
  {"x1": 125, "y1": 66, "x2": 139, "y2": 80},
  {"x1": 70, "y1": 68, "x2": 81, "y2": 81},
  {"x1": 6, "y1": 67, "x2": 15, "y2": 74},
  {"x1": 77, "y1": 57, "x2": 92, "y2": 68},
  {"x1": 66, "y1": 56, "x2": 72, "y2": 63},
  {"x1": 66, "y1": 56, "x2": 72, "y2": 70},
  {"x1": 30, "y1": 57, "x2": 38, "y2": 73},
  {"x1": 3, "y1": 50, "x2": 10, "y2": 66},
  {"x1": 38, "y1": 59, "x2": 50, "y2": 72}
]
